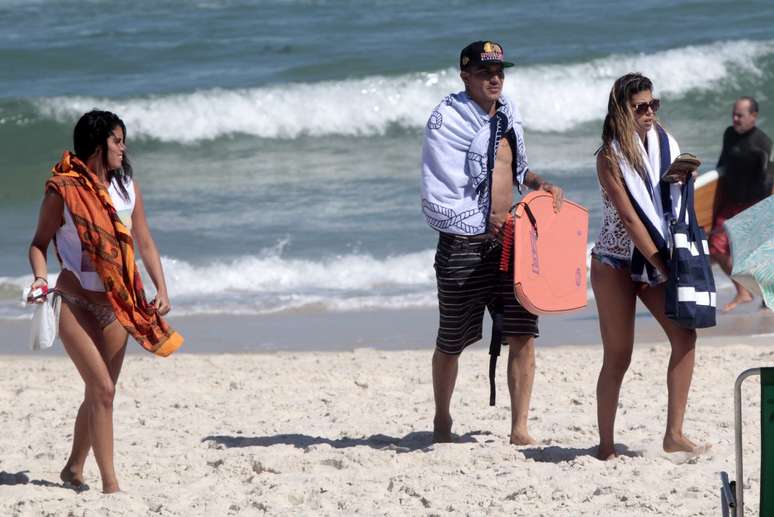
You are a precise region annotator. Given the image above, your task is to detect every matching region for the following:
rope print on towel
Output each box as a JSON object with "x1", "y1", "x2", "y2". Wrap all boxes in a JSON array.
[{"x1": 420, "y1": 92, "x2": 528, "y2": 235}]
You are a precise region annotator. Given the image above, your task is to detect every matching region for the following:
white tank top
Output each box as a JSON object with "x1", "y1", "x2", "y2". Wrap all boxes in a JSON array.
[{"x1": 56, "y1": 176, "x2": 136, "y2": 292}]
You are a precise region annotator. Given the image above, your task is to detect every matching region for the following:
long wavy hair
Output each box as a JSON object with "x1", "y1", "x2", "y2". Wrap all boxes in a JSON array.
[
  {"x1": 73, "y1": 110, "x2": 133, "y2": 200},
  {"x1": 599, "y1": 73, "x2": 654, "y2": 179}
]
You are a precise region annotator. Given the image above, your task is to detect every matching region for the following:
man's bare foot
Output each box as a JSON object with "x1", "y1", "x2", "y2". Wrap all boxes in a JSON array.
[
  {"x1": 60, "y1": 466, "x2": 84, "y2": 487},
  {"x1": 722, "y1": 292, "x2": 753, "y2": 313},
  {"x1": 509, "y1": 429, "x2": 536, "y2": 446},
  {"x1": 663, "y1": 433, "x2": 712, "y2": 455},
  {"x1": 432, "y1": 416, "x2": 453, "y2": 443},
  {"x1": 596, "y1": 444, "x2": 617, "y2": 461}
]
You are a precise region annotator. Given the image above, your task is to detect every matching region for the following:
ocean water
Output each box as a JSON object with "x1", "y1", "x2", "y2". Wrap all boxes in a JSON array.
[{"x1": 1, "y1": 0, "x2": 773, "y2": 320}]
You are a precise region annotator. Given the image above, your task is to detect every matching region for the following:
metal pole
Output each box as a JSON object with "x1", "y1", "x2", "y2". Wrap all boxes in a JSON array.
[
  {"x1": 720, "y1": 471, "x2": 734, "y2": 517},
  {"x1": 734, "y1": 368, "x2": 761, "y2": 517}
]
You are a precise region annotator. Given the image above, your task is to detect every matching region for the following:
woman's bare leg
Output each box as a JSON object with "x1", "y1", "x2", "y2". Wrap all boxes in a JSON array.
[
  {"x1": 591, "y1": 259, "x2": 637, "y2": 460},
  {"x1": 637, "y1": 286, "x2": 701, "y2": 453},
  {"x1": 61, "y1": 318, "x2": 128, "y2": 488},
  {"x1": 58, "y1": 302, "x2": 127, "y2": 493},
  {"x1": 60, "y1": 395, "x2": 89, "y2": 487}
]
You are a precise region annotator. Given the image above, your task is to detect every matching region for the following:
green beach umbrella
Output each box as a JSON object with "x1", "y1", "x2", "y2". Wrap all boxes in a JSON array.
[{"x1": 725, "y1": 196, "x2": 774, "y2": 309}]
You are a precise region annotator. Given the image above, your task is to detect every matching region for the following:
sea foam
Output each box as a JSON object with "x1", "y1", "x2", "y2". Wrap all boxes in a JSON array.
[
  {"x1": 0, "y1": 250, "x2": 439, "y2": 318},
  {"x1": 160, "y1": 250, "x2": 436, "y2": 296},
  {"x1": 0, "y1": 247, "x2": 735, "y2": 318},
  {"x1": 35, "y1": 39, "x2": 773, "y2": 142}
]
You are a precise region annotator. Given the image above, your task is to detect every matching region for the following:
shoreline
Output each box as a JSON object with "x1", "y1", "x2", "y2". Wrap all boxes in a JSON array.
[{"x1": 0, "y1": 287, "x2": 771, "y2": 355}]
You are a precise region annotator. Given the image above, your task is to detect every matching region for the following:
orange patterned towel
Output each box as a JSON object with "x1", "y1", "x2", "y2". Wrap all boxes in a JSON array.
[
  {"x1": 46, "y1": 151, "x2": 183, "y2": 357},
  {"x1": 499, "y1": 212, "x2": 514, "y2": 272}
]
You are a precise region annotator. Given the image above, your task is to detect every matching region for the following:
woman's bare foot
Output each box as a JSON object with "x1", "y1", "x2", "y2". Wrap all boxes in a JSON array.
[
  {"x1": 60, "y1": 465, "x2": 85, "y2": 487},
  {"x1": 663, "y1": 433, "x2": 711, "y2": 455},
  {"x1": 509, "y1": 429, "x2": 536, "y2": 446},
  {"x1": 596, "y1": 444, "x2": 617, "y2": 461},
  {"x1": 102, "y1": 482, "x2": 121, "y2": 494},
  {"x1": 432, "y1": 415, "x2": 453, "y2": 443}
]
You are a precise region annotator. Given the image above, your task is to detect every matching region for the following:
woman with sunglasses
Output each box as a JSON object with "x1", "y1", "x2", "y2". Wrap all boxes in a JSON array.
[{"x1": 590, "y1": 73, "x2": 705, "y2": 460}]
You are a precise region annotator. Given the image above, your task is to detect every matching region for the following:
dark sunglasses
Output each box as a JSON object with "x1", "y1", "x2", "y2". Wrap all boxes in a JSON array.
[
  {"x1": 631, "y1": 98, "x2": 660, "y2": 115},
  {"x1": 469, "y1": 67, "x2": 505, "y2": 79}
]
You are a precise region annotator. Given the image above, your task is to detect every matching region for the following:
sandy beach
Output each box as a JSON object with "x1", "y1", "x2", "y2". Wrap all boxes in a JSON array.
[{"x1": 1, "y1": 333, "x2": 772, "y2": 516}]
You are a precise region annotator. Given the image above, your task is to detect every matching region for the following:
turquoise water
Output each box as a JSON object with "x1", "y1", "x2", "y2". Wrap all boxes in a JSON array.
[{"x1": 2, "y1": 0, "x2": 774, "y2": 318}]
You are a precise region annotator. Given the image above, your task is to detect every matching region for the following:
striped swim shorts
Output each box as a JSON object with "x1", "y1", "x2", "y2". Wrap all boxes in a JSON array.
[{"x1": 434, "y1": 232, "x2": 539, "y2": 355}]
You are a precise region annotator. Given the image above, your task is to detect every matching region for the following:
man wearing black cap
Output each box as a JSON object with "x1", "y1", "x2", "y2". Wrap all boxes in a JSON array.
[{"x1": 421, "y1": 41, "x2": 564, "y2": 444}]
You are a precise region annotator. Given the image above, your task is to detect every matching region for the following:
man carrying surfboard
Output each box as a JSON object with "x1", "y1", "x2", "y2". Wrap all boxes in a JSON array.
[
  {"x1": 710, "y1": 97, "x2": 774, "y2": 312},
  {"x1": 420, "y1": 41, "x2": 563, "y2": 444}
]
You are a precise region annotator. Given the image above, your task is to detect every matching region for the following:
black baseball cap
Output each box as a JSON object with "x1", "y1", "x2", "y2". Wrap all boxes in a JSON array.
[{"x1": 460, "y1": 41, "x2": 514, "y2": 70}]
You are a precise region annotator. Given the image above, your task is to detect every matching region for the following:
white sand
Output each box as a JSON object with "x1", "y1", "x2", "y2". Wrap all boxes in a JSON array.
[{"x1": 0, "y1": 339, "x2": 771, "y2": 516}]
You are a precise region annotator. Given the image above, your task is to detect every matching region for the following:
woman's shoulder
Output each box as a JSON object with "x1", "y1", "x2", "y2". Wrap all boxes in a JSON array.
[
  {"x1": 596, "y1": 148, "x2": 616, "y2": 172},
  {"x1": 596, "y1": 149, "x2": 626, "y2": 190}
]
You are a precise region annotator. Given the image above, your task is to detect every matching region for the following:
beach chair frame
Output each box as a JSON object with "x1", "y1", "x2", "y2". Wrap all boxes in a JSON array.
[{"x1": 720, "y1": 367, "x2": 774, "y2": 517}]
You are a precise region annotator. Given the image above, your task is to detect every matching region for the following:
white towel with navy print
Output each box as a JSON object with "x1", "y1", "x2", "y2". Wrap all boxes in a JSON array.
[
  {"x1": 613, "y1": 126, "x2": 685, "y2": 284},
  {"x1": 420, "y1": 92, "x2": 528, "y2": 236}
]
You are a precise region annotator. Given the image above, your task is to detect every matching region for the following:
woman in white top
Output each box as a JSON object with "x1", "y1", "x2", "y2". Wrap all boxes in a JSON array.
[
  {"x1": 591, "y1": 74, "x2": 705, "y2": 460},
  {"x1": 27, "y1": 110, "x2": 172, "y2": 492}
]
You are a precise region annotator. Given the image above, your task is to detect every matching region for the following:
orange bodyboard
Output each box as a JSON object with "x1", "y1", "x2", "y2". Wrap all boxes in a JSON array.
[{"x1": 512, "y1": 191, "x2": 589, "y2": 315}]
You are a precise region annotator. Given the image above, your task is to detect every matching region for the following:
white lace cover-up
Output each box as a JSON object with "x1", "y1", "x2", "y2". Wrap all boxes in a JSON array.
[{"x1": 592, "y1": 188, "x2": 634, "y2": 260}]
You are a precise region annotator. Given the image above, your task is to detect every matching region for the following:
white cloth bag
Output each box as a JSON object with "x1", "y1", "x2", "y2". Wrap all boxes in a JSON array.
[{"x1": 28, "y1": 293, "x2": 61, "y2": 351}]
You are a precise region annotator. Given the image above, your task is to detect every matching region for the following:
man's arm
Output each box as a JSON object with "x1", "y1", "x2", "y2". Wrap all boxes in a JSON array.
[
  {"x1": 713, "y1": 129, "x2": 732, "y2": 218},
  {"x1": 715, "y1": 138, "x2": 726, "y2": 172},
  {"x1": 755, "y1": 132, "x2": 774, "y2": 195},
  {"x1": 716, "y1": 129, "x2": 729, "y2": 170},
  {"x1": 523, "y1": 169, "x2": 564, "y2": 211}
]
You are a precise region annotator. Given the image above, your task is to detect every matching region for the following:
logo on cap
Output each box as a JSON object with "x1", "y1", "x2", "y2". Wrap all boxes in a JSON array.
[{"x1": 481, "y1": 42, "x2": 504, "y2": 63}]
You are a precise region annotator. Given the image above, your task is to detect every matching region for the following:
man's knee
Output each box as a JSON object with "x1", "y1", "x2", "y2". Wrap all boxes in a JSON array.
[
  {"x1": 506, "y1": 337, "x2": 536, "y2": 372},
  {"x1": 506, "y1": 335, "x2": 535, "y2": 355},
  {"x1": 433, "y1": 348, "x2": 460, "y2": 367}
]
